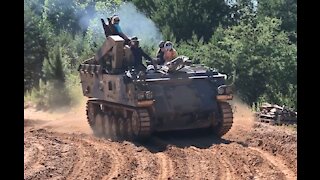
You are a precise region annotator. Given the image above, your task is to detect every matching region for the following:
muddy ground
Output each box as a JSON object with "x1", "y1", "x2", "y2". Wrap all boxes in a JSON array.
[{"x1": 24, "y1": 98, "x2": 297, "y2": 180}]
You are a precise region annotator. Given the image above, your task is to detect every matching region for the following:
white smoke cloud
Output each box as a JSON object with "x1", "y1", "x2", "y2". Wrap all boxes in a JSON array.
[
  {"x1": 115, "y1": 2, "x2": 163, "y2": 46},
  {"x1": 27, "y1": 0, "x2": 163, "y2": 46},
  {"x1": 78, "y1": 5, "x2": 97, "y2": 31},
  {"x1": 80, "y1": 2, "x2": 163, "y2": 46}
]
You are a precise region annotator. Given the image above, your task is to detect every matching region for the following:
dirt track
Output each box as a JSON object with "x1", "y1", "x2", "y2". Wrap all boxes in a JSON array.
[{"x1": 24, "y1": 98, "x2": 297, "y2": 180}]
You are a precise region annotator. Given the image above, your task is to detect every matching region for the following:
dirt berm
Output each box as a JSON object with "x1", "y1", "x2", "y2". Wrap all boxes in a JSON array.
[{"x1": 24, "y1": 97, "x2": 297, "y2": 180}]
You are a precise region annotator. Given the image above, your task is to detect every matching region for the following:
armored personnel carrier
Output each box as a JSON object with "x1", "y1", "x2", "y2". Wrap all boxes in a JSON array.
[{"x1": 78, "y1": 21, "x2": 234, "y2": 141}]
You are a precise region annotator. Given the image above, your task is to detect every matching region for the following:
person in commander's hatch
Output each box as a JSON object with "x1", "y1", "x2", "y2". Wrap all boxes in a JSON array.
[
  {"x1": 163, "y1": 41, "x2": 178, "y2": 63},
  {"x1": 155, "y1": 41, "x2": 166, "y2": 65}
]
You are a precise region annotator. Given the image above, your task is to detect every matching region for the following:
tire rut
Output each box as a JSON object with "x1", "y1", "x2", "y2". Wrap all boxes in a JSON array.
[
  {"x1": 214, "y1": 145, "x2": 236, "y2": 180},
  {"x1": 185, "y1": 147, "x2": 202, "y2": 180},
  {"x1": 164, "y1": 146, "x2": 190, "y2": 179},
  {"x1": 24, "y1": 130, "x2": 78, "y2": 180},
  {"x1": 24, "y1": 130, "x2": 114, "y2": 180},
  {"x1": 130, "y1": 147, "x2": 159, "y2": 179},
  {"x1": 249, "y1": 147, "x2": 296, "y2": 180},
  {"x1": 216, "y1": 143, "x2": 288, "y2": 180},
  {"x1": 24, "y1": 124, "x2": 297, "y2": 180},
  {"x1": 97, "y1": 141, "x2": 126, "y2": 180},
  {"x1": 24, "y1": 140, "x2": 41, "y2": 170},
  {"x1": 186, "y1": 146, "x2": 222, "y2": 180},
  {"x1": 155, "y1": 152, "x2": 175, "y2": 180},
  {"x1": 64, "y1": 136, "x2": 112, "y2": 180}
]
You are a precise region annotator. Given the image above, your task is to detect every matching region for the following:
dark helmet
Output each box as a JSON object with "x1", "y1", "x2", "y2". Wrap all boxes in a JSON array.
[
  {"x1": 131, "y1": 36, "x2": 139, "y2": 41},
  {"x1": 130, "y1": 36, "x2": 140, "y2": 46}
]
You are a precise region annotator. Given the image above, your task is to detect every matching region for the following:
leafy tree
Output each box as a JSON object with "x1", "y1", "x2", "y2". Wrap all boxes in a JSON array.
[
  {"x1": 204, "y1": 12, "x2": 296, "y2": 109},
  {"x1": 24, "y1": 6, "x2": 48, "y2": 91},
  {"x1": 176, "y1": 33, "x2": 208, "y2": 64},
  {"x1": 226, "y1": 0, "x2": 256, "y2": 25},
  {"x1": 24, "y1": 0, "x2": 46, "y2": 16},
  {"x1": 131, "y1": 0, "x2": 232, "y2": 41},
  {"x1": 42, "y1": 44, "x2": 66, "y2": 82},
  {"x1": 41, "y1": 44, "x2": 71, "y2": 107},
  {"x1": 256, "y1": 0, "x2": 296, "y2": 42},
  {"x1": 41, "y1": 0, "x2": 81, "y2": 34}
]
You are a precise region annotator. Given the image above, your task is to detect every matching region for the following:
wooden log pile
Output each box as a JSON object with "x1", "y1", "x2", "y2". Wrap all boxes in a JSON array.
[{"x1": 255, "y1": 103, "x2": 297, "y2": 125}]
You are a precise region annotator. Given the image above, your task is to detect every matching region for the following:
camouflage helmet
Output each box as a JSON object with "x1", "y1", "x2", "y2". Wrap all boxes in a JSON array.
[
  {"x1": 164, "y1": 41, "x2": 173, "y2": 50},
  {"x1": 111, "y1": 15, "x2": 120, "y2": 24}
]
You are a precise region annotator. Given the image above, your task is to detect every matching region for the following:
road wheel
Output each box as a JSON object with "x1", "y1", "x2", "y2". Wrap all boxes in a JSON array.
[
  {"x1": 93, "y1": 113, "x2": 105, "y2": 137},
  {"x1": 104, "y1": 113, "x2": 111, "y2": 138}
]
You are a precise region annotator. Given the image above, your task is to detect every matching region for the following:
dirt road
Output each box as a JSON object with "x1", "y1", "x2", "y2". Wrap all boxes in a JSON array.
[{"x1": 24, "y1": 98, "x2": 297, "y2": 180}]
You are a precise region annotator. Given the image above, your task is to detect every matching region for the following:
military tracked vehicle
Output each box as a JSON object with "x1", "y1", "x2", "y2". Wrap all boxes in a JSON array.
[{"x1": 78, "y1": 20, "x2": 234, "y2": 141}]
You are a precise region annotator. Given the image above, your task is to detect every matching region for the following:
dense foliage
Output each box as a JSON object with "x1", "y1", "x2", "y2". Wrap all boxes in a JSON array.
[{"x1": 24, "y1": 0, "x2": 296, "y2": 110}]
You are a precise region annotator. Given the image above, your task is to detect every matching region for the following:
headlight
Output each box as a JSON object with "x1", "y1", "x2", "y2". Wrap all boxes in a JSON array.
[
  {"x1": 137, "y1": 92, "x2": 145, "y2": 100},
  {"x1": 137, "y1": 91, "x2": 154, "y2": 100},
  {"x1": 217, "y1": 85, "x2": 232, "y2": 95},
  {"x1": 145, "y1": 91, "x2": 153, "y2": 99},
  {"x1": 217, "y1": 86, "x2": 225, "y2": 95},
  {"x1": 225, "y1": 86, "x2": 232, "y2": 94}
]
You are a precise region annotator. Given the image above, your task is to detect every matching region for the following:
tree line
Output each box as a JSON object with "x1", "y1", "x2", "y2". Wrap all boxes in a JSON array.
[{"x1": 24, "y1": 0, "x2": 296, "y2": 110}]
